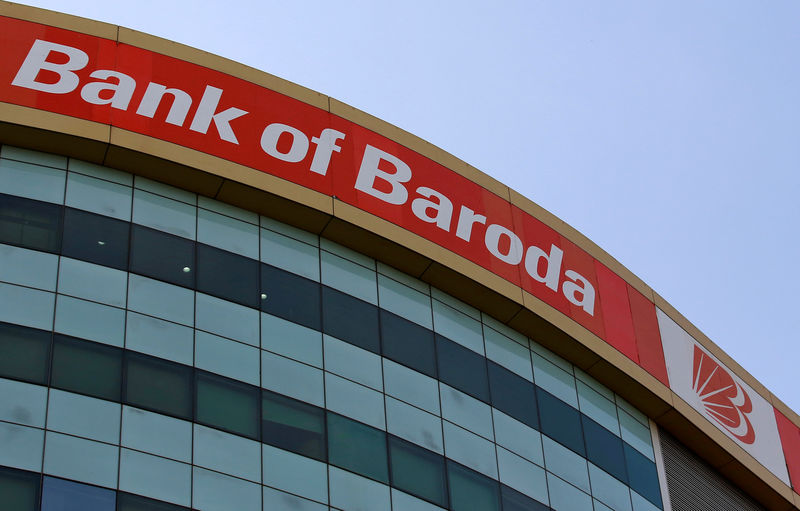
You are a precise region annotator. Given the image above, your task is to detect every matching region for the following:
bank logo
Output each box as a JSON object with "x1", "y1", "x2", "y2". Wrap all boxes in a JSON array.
[{"x1": 692, "y1": 345, "x2": 756, "y2": 444}]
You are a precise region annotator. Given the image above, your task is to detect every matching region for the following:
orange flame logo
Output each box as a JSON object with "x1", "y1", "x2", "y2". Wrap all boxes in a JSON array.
[{"x1": 692, "y1": 345, "x2": 755, "y2": 445}]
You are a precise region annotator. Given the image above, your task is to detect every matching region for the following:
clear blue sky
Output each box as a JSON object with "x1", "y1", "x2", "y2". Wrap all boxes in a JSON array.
[{"x1": 17, "y1": 0, "x2": 800, "y2": 413}]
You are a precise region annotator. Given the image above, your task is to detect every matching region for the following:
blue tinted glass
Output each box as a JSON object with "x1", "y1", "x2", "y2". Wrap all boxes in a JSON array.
[
  {"x1": 0, "y1": 466, "x2": 40, "y2": 511},
  {"x1": 0, "y1": 193, "x2": 63, "y2": 253},
  {"x1": 261, "y1": 263, "x2": 321, "y2": 331},
  {"x1": 500, "y1": 484, "x2": 550, "y2": 511},
  {"x1": 436, "y1": 335, "x2": 489, "y2": 403},
  {"x1": 322, "y1": 286, "x2": 380, "y2": 354},
  {"x1": 62, "y1": 208, "x2": 129, "y2": 270},
  {"x1": 624, "y1": 443, "x2": 662, "y2": 508},
  {"x1": 380, "y1": 309, "x2": 436, "y2": 377},
  {"x1": 536, "y1": 388, "x2": 584, "y2": 456},
  {"x1": 41, "y1": 476, "x2": 115, "y2": 511},
  {"x1": 0, "y1": 322, "x2": 51, "y2": 385},
  {"x1": 583, "y1": 416, "x2": 627, "y2": 483},
  {"x1": 117, "y1": 492, "x2": 189, "y2": 511},
  {"x1": 196, "y1": 243, "x2": 259, "y2": 307},
  {"x1": 447, "y1": 460, "x2": 500, "y2": 511},
  {"x1": 488, "y1": 361, "x2": 538, "y2": 429}
]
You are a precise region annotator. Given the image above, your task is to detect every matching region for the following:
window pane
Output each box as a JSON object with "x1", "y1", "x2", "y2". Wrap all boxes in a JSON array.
[
  {"x1": 582, "y1": 416, "x2": 627, "y2": 483},
  {"x1": 0, "y1": 466, "x2": 40, "y2": 511},
  {"x1": 380, "y1": 310, "x2": 436, "y2": 377},
  {"x1": 0, "y1": 193, "x2": 62, "y2": 253},
  {"x1": 51, "y1": 335, "x2": 122, "y2": 401},
  {"x1": 196, "y1": 244, "x2": 259, "y2": 307},
  {"x1": 130, "y1": 224, "x2": 195, "y2": 288},
  {"x1": 500, "y1": 484, "x2": 550, "y2": 511},
  {"x1": 117, "y1": 492, "x2": 189, "y2": 511},
  {"x1": 41, "y1": 476, "x2": 115, "y2": 511},
  {"x1": 0, "y1": 322, "x2": 50, "y2": 384},
  {"x1": 62, "y1": 208, "x2": 129, "y2": 270},
  {"x1": 488, "y1": 361, "x2": 538, "y2": 429},
  {"x1": 322, "y1": 286, "x2": 379, "y2": 354},
  {"x1": 124, "y1": 352, "x2": 193, "y2": 420},
  {"x1": 388, "y1": 435, "x2": 447, "y2": 507},
  {"x1": 436, "y1": 335, "x2": 489, "y2": 403},
  {"x1": 262, "y1": 390, "x2": 326, "y2": 461},
  {"x1": 537, "y1": 388, "x2": 584, "y2": 456},
  {"x1": 327, "y1": 412, "x2": 388, "y2": 483},
  {"x1": 195, "y1": 371, "x2": 260, "y2": 440},
  {"x1": 624, "y1": 444, "x2": 662, "y2": 508},
  {"x1": 447, "y1": 460, "x2": 501, "y2": 511},
  {"x1": 260, "y1": 264, "x2": 321, "y2": 330}
]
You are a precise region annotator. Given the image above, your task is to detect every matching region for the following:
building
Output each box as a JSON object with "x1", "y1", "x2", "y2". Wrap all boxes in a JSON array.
[{"x1": 0, "y1": 3, "x2": 798, "y2": 511}]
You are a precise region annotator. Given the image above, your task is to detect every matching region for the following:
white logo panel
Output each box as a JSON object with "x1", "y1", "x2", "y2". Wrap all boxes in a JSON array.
[{"x1": 657, "y1": 308, "x2": 789, "y2": 485}]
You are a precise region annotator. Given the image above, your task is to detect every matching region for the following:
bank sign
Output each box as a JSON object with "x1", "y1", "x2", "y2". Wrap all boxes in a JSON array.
[{"x1": 0, "y1": 13, "x2": 797, "y2": 490}]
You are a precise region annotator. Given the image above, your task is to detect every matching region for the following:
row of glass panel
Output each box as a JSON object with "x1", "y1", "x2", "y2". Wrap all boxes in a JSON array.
[
  {"x1": 0, "y1": 321, "x2": 662, "y2": 509},
  {"x1": 0, "y1": 147, "x2": 653, "y2": 448}
]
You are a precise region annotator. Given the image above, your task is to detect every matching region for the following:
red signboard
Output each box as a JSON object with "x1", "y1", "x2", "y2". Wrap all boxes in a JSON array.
[{"x1": 0, "y1": 14, "x2": 664, "y2": 384}]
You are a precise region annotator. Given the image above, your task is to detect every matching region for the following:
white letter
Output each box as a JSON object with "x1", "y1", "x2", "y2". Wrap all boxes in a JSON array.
[
  {"x1": 354, "y1": 145, "x2": 411, "y2": 205},
  {"x1": 524, "y1": 244, "x2": 563, "y2": 292},
  {"x1": 455, "y1": 206, "x2": 487, "y2": 242},
  {"x1": 485, "y1": 224, "x2": 524, "y2": 264},
  {"x1": 260, "y1": 123, "x2": 309, "y2": 162},
  {"x1": 189, "y1": 85, "x2": 248, "y2": 144},
  {"x1": 80, "y1": 70, "x2": 136, "y2": 110},
  {"x1": 136, "y1": 83, "x2": 193, "y2": 126},
  {"x1": 12, "y1": 39, "x2": 88, "y2": 94},
  {"x1": 563, "y1": 270, "x2": 595, "y2": 315},
  {"x1": 310, "y1": 128, "x2": 346, "y2": 175},
  {"x1": 411, "y1": 187, "x2": 453, "y2": 231}
]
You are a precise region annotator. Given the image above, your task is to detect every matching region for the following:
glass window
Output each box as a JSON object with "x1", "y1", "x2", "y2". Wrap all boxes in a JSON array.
[
  {"x1": 121, "y1": 406, "x2": 192, "y2": 463},
  {"x1": 51, "y1": 335, "x2": 122, "y2": 401},
  {"x1": 442, "y1": 421, "x2": 498, "y2": 479},
  {"x1": 127, "y1": 275, "x2": 195, "y2": 328},
  {"x1": 385, "y1": 396, "x2": 443, "y2": 455},
  {"x1": 382, "y1": 359, "x2": 440, "y2": 416},
  {"x1": 194, "y1": 331, "x2": 259, "y2": 386},
  {"x1": 195, "y1": 371, "x2": 260, "y2": 440},
  {"x1": 492, "y1": 409, "x2": 544, "y2": 467},
  {"x1": 582, "y1": 416, "x2": 627, "y2": 483},
  {"x1": 62, "y1": 208, "x2": 130, "y2": 270},
  {"x1": 125, "y1": 311, "x2": 194, "y2": 366},
  {"x1": 545, "y1": 473, "x2": 593, "y2": 511},
  {"x1": 495, "y1": 447, "x2": 548, "y2": 505},
  {"x1": 0, "y1": 421, "x2": 44, "y2": 472},
  {"x1": 191, "y1": 467, "x2": 261, "y2": 511},
  {"x1": 446, "y1": 460, "x2": 501, "y2": 511},
  {"x1": 132, "y1": 189, "x2": 196, "y2": 240},
  {"x1": 117, "y1": 492, "x2": 189, "y2": 511},
  {"x1": 541, "y1": 435, "x2": 590, "y2": 492},
  {"x1": 65, "y1": 172, "x2": 132, "y2": 221},
  {"x1": 483, "y1": 326, "x2": 533, "y2": 382},
  {"x1": 196, "y1": 243, "x2": 259, "y2": 307},
  {"x1": 124, "y1": 352, "x2": 193, "y2": 420},
  {"x1": 488, "y1": 361, "x2": 538, "y2": 429},
  {"x1": 0, "y1": 158, "x2": 65, "y2": 204},
  {"x1": 624, "y1": 444, "x2": 662, "y2": 508},
  {"x1": 0, "y1": 322, "x2": 51, "y2": 385},
  {"x1": 68, "y1": 159, "x2": 131, "y2": 186},
  {"x1": 47, "y1": 389, "x2": 120, "y2": 444},
  {"x1": 0, "y1": 466, "x2": 40, "y2": 511},
  {"x1": 327, "y1": 412, "x2": 389, "y2": 484},
  {"x1": 41, "y1": 476, "x2": 116, "y2": 511},
  {"x1": 436, "y1": 335, "x2": 489, "y2": 403},
  {"x1": 0, "y1": 378, "x2": 48, "y2": 428},
  {"x1": 262, "y1": 445, "x2": 328, "y2": 505},
  {"x1": 0, "y1": 244, "x2": 58, "y2": 291},
  {"x1": 323, "y1": 334, "x2": 383, "y2": 390},
  {"x1": 260, "y1": 312, "x2": 322, "y2": 368},
  {"x1": 389, "y1": 435, "x2": 448, "y2": 508},
  {"x1": 0, "y1": 282, "x2": 55, "y2": 331},
  {"x1": 260, "y1": 227, "x2": 320, "y2": 281},
  {"x1": 377, "y1": 272, "x2": 432, "y2": 329},
  {"x1": 325, "y1": 372, "x2": 386, "y2": 430},
  {"x1": 118, "y1": 449, "x2": 192, "y2": 508},
  {"x1": 619, "y1": 410, "x2": 654, "y2": 461},
  {"x1": 328, "y1": 466, "x2": 391, "y2": 511},
  {"x1": 130, "y1": 224, "x2": 195, "y2": 288},
  {"x1": 260, "y1": 351, "x2": 324, "y2": 407},
  {"x1": 262, "y1": 390, "x2": 326, "y2": 461},
  {"x1": 195, "y1": 293, "x2": 259, "y2": 347},
  {"x1": 576, "y1": 380, "x2": 619, "y2": 436},
  {"x1": 321, "y1": 286, "x2": 380, "y2": 354},
  {"x1": 380, "y1": 310, "x2": 436, "y2": 377},
  {"x1": 261, "y1": 264, "x2": 321, "y2": 331},
  {"x1": 54, "y1": 295, "x2": 126, "y2": 348},
  {"x1": 320, "y1": 250, "x2": 377, "y2": 304},
  {"x1": 197, "y1": 208, "x2": 259, "y2": 260},
  {"x1": 536, "y1": 388, "x2": 584, "y2": 456},
  {"x1": 0, "y1": 193, "x2": 62, "y2": 253},
  {"x1": 500, "y1": 484, "x2": 550, "y2": 511},
  {"x1": 43, "y1": 432, "x2": 119, "y2": 489},
  {"x1": 432, "y1": 300, "x2": 484, "y2": 354},
  {"x1": 193, "y1": 424, "x2": 260, "y2": 482},
  {"x1": 439, "y1": 384, "x2": 494, "y2": 440},
  {"x1": 532, "y1": 351, "x2": 578, "y2": 408},
  {"x1": 57, "y1": 258, "x2": 127, "y2": 308}
]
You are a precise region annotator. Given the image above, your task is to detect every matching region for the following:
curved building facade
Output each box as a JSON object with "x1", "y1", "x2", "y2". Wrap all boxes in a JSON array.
[{"x1": 0, "y1": 4, "x2": 797, "y2": 511}]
